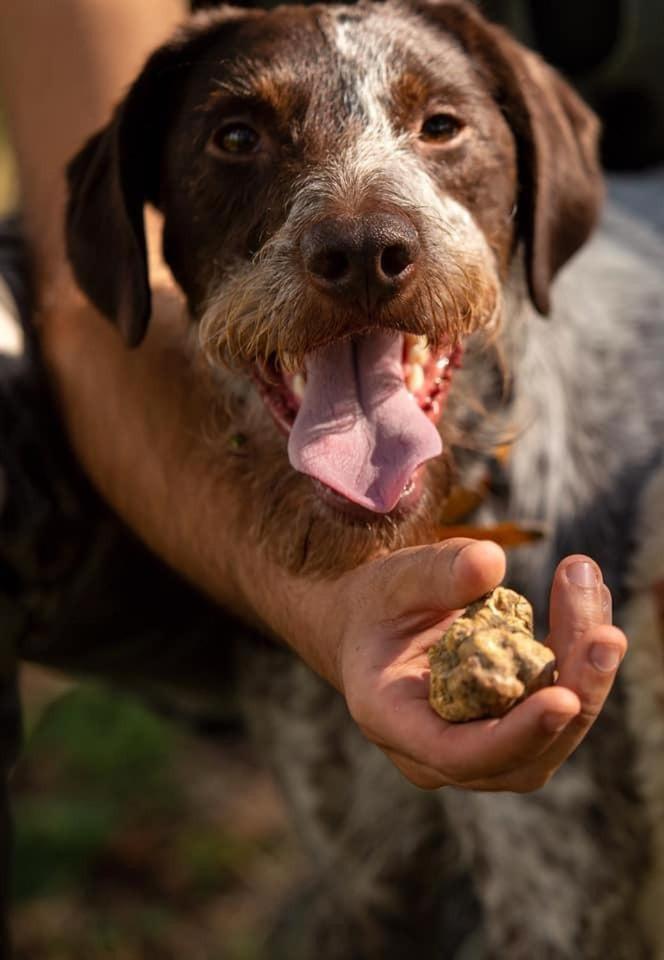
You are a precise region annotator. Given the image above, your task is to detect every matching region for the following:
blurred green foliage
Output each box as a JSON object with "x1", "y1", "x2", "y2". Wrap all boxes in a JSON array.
[
  {"x1": 10, "y1": 678, "x2": 297, "y2": 960},
  {"x1": 13, "y1": 686, "x2": 180, "y2": 902}
]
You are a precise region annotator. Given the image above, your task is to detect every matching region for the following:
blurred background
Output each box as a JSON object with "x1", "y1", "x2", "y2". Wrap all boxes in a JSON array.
[
  {"x1": 1, "y1": 0, "x2": 663, "y2": 958},
  {"x1": 482, "y1": 0, "x2": 664, "y2": 169}
]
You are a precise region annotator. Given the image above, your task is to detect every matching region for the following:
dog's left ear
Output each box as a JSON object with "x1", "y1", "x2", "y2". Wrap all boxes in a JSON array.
[{"x1": 413, "y1": 0, "x2": 604, "y2": 315}]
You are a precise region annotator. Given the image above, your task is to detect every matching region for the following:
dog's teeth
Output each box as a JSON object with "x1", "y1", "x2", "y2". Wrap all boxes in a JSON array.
[
  {"x1": 292, "y1": 373, "x2": 306, "y2": 400},
  {"x1": 408, "y1": 341, "x2": 430, "y2": 366},
  {"x1": 407, "y1": 363, "x2": 425, "y2": 394}
]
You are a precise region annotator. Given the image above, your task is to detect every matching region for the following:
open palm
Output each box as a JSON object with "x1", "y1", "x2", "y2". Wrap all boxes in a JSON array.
[{"x1": 337, "y1": 540, "x2": 624, "y2": 792}]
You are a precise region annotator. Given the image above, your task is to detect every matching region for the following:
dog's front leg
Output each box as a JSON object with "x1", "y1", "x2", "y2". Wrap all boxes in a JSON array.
[
  {"x1": 237, "y1": 639, "x2": 484, "y2": 960},
  {"x1": 442, "y1": 689, "x2": 651, "y2": 960}
]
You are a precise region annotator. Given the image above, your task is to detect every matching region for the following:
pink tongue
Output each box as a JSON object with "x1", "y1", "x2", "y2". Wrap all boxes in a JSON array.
[{"x1": 287, "y1": 331, "x2": 442, "y2": 513}]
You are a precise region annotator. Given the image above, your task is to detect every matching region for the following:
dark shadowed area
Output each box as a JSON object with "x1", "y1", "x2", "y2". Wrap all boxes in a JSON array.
[{"x1": 12, "y1": 667, "x2": 303, "y2": 960}]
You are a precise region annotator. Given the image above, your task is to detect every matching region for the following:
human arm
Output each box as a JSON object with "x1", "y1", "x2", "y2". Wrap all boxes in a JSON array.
[{"x1": 0, "y1": 0, "x2": 626, "y2": 792}]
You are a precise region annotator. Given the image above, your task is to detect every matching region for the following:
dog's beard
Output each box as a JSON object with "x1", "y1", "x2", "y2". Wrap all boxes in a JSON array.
[
  {"x1": 198, "y1": 326, "x2": 512, "y2": 578},
  {"x1": 204, "y1": 379, "x2": 456, "y2": 576},
  {"x1": 198, "y1": 228, "x2": 501, "y2": 374},
  {"x1": 196, "y1": 171, "x2": 505, "y2": 574}
]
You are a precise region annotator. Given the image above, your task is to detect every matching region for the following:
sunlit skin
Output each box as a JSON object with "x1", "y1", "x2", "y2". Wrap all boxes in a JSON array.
[{"x1": 0, "y1": 0, "x2": 626, "y2": 793}]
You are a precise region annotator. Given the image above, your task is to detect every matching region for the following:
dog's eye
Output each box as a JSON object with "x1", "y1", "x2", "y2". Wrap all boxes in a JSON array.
[
  {"x1": 213, "y1": 122, "x2": 260, "y2": 155},
  {"x1": 420, "y1": 113, "x2": 464, "y2": 144}
]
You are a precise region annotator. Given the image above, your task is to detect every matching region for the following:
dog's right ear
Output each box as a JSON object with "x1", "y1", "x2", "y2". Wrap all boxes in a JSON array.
[
  {"x1": 66, "y1": 8, "x2": 259, "y2": 347},
  {"x1": 66, "y1": 42, "x2": 181, "y2": 348}
]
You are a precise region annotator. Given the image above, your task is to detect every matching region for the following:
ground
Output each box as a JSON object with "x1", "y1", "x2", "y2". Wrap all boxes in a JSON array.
[{"x1": 11, "y1": 666, "x2": 302, "y2": 960}]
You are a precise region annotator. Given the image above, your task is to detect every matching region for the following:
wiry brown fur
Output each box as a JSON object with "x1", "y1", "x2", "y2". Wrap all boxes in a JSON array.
[
  {"x1": 198, "y1": 209, "x2": 500, "y2": 374},
  {"x1": 202, "y1": 364, "x2": 457, "y2": 576}
]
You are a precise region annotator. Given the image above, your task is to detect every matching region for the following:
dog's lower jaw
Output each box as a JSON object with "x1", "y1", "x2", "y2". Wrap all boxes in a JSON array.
[
  {"x1": 276, "y1": 457, "x2": 453, "y2": 577},
  {"x1": 204, "y1": 319, "x2": 513, "y2": 578},
  {"x1": 207, "y1": 376, "x2": 455, "y2": 576}
]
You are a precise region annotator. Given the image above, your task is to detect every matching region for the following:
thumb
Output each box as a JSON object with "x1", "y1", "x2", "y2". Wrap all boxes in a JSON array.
[{"x1": 377, "y1": 538, "x2": 506, "y2": 620}]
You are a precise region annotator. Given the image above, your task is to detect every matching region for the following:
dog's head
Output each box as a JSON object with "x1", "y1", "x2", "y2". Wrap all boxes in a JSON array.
[{"x1": 66, "y1": 0, "x2": 602, "y2": 572}]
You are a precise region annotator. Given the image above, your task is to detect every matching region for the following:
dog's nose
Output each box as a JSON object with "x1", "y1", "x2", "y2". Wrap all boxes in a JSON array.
[{"x1": 301, "y1": 213, "x2": 420, "y2": 307}]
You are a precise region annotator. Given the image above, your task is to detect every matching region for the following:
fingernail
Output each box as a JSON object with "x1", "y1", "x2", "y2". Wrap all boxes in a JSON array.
[
  {"x1": 590, "y1": 644, "x2": 622, "y2": 673},
  {"x1": 566, "y1": 561, "x2": 600, "y2": 588},
  {"x1": 542, "y1": 712, "x2": 575, "y2": 734}
]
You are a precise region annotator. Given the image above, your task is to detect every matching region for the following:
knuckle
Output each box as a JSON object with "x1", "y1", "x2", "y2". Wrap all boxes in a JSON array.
[
  {"x1": 577, "y1": 688, "x2": 611, "y2": 726},
  {"x1": 576, "y1": 706, "x2": 602, "y2": 729},
  {"x1": 432, "y1": 754, "x2": 467, "y2": 785},
  {"x1": 388, "y1": 754, "x2": 445, "y2": 790},
  {"x1": 507, "y1": 744, "x2": 543, "y2": 771},
  {"x1": 575, "y1": 679, "x2": 616, "y2": 724}
]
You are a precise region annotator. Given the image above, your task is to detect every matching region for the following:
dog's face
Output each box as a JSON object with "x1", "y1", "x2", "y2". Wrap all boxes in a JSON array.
[{"x1": 67, "y1": 0, "x2": 603, "y2": 574}]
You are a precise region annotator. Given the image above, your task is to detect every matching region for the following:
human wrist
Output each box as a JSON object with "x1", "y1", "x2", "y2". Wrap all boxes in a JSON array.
[{"x1": 234, "y1": 545, "x2": 347, "y2": 694}]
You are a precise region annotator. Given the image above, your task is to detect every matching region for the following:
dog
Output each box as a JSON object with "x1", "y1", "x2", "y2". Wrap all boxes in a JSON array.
[{"x1": 65, "y1": 1, "x2": 664, "y2": 957}]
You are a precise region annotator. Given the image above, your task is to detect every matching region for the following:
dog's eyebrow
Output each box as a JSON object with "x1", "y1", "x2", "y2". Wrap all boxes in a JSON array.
[
  {"x1": 391, "y1": 68, "x2": 487, "y2": 113},
  {"x1": 198, "y1": 57, "x2": 302, "y2": 115}
]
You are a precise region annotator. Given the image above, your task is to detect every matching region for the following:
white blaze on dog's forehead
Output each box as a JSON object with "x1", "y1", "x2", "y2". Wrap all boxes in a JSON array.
[
  {"x1": 307, "y1": 11, "x2": 497, "y2": 273},
  {"x1": 328, "y1": 9, "x2": 396, "y2": 133}
]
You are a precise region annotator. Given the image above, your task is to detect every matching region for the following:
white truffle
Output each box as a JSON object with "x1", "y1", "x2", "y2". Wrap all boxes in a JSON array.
[{"x1": 429, "y1": 588, "x2": 557, "y2": 722}]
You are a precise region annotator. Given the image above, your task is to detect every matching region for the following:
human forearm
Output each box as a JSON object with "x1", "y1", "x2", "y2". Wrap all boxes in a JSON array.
[
  {"x1": 38, "y1": 279, "x2": 346, "y2": 686},
  {"x1": 0, "y1": 0, "x2": 345, "y2": 677}
]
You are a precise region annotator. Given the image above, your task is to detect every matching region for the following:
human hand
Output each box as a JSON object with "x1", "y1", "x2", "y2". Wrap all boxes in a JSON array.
[{"x1": 334, "y1": 540, "x2": 624, "y2": 791}]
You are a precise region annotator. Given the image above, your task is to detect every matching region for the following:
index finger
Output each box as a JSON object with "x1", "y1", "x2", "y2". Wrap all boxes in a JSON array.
[
  {"x1": 548, "y1": 556, "x2": 605, "y2": 659},
  {"x1": 464, "y1": 559, "x2": 625, "y2": 790},
  {"x1": 544, "y1": 556, "x2": 626, "y2": 748}
]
